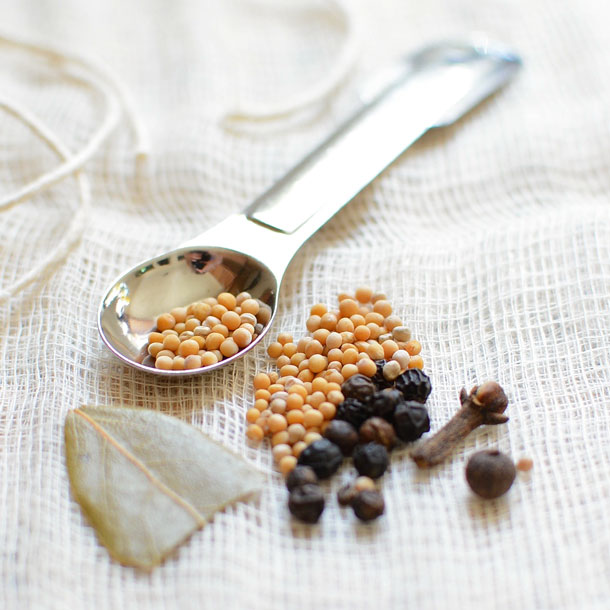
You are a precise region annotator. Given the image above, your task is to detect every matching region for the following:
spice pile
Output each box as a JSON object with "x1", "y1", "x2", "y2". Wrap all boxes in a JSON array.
[
  {"x1": 146, "y1": 292, "x2": 271, "y2": 370},
  {"x1": 245, "y1": 288, "x2": 433, "y2": 522}
]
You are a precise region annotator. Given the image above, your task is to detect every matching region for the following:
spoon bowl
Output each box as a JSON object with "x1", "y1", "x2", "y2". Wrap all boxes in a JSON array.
[
  {"x1": 99, "y1": 40, "x2": 521, "y2": 375},
  {"x1": 99, "y1": 243, "x2": 280, "y2": 376}
]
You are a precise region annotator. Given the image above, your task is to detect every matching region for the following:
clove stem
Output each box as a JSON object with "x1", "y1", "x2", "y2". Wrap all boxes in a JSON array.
[{"x1": 411, "y1": 381, "x2": 508, "y2": 468}]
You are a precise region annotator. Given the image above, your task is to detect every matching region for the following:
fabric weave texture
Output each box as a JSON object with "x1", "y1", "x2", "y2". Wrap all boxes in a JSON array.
[{"x1": 1, "y1": 1, "x2": 609, "y2": 609}]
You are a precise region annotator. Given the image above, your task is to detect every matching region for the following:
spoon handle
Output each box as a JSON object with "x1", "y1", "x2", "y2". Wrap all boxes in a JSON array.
[{"x1": 244, "y1": 40, "x2": 520, "y2": 237}]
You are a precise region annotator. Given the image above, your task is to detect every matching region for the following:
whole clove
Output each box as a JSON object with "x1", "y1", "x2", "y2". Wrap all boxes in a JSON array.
[{"x1": 411, "y1": 381, "x2": 509, "y2": 468}]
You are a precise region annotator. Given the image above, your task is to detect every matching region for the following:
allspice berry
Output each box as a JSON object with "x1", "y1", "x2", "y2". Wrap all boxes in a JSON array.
[
  {"x1": 465, "y1": 449, "x2": 516, "y2": 499},
  {"x1": 352, "y1": 490, "x2": 385, "y2": 521},
  {"x1": 359, "y1": 417, "x2": 396, "y2": 450}
]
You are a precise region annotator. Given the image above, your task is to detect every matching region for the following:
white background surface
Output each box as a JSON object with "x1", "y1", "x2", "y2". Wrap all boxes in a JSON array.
[{"x1": 1, "y1": 1, "x2": 609, "y2": 608}]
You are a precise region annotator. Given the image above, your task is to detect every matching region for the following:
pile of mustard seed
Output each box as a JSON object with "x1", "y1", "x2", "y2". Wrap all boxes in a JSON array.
[
  {"x1": 246, "y1": 287, "x2": 423, "y2": 475},
  {"x1": 147, "y1": 292, "x2": 271, "y2": 370}
]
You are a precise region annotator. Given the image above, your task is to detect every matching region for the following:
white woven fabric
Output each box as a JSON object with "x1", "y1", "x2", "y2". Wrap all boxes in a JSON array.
[{"x1": 1, "y1": 0, "x2": 609, "y2": 608}]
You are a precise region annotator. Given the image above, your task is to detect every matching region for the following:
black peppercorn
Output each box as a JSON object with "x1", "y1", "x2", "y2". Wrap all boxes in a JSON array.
[
  {"x1": 359, "y1": 417, "x2": 396, "y2": 450},
  {"x1": 393, "y1": 401, "x2": 430, "y2": 442},
  {"x1": 465, "y1": 449, "x2": 516, "y2": 499},
  {"x1": 288, "y1": 484, "x2": 325, "y2": 523},
  {"x1": 335, "y1": 397, "x2": 375, "y2": 430},
  {"x1": 341, "y1": 374, "x2": 376, "y2": 402},
  {"x1": 286, "y1": 465, "x2": 318, "y2": 492},
  {"x1": 371, "y1": 360, "x2": 394, "y2": 390},
  {"x1": 395, "y1": 368, "x2": 432, "y2": 403},
  {"x1": 297, "y1": 438, "x2": 343, "y2": 479},
  {"x1": 352, "y1": 442, "x2": 389, "y2": 479},
  {"x1": 323, "y1": 419, "x2": 359, "y2": 456},
  {"x1": 369, "y1": 388, "x2": 403, "y2": 421},
  {"x1": 352, "y1": 490, "x2": 385, "y2": 521}
]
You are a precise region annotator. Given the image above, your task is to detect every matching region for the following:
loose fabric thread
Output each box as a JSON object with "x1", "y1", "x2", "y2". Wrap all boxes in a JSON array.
[{"x1": 0, "y1": 32, "x2": 149, "y2": 302}]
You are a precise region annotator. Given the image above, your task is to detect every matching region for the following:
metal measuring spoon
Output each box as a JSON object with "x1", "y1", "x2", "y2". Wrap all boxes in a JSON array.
[{"x1": 99, "y1": 40, "x2": 521, "y2": 376}]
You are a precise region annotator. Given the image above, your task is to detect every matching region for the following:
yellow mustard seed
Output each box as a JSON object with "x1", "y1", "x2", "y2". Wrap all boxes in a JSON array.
[
  {"x1": 221, "y1": 311, "x2": 241, "y2": 331},
  {"x1": 156, "y1": 313, "x2": 176, "y2": 331},
  {"x1": 246, "y1": 424, "x2": 264, "y2": 442},
  {"x1": 405, "y1": 339, "x2": 422, "y2": 356},
  {"x1": 217, "y1": 292, "x2": 237, "y2": 310},
  {"x1": 318, "y1": 402, "x2": 337, "y2": 420},
  {"x1": 408, "y1": 355, "x2": 424, "y2": 369},
  {"x1": 303, "y1": 409, "x2": 324, "y2": 429},
  {"x1": 240, "y1": 298, "x2": 259, "y2": 315},
  {"x1": 267, "y1": 342, "x2": 283, "y2": 358},
  {"x1": 340, "y1": 332, "x2": 355, "y2": 346},
  {"x1": 341, "y1": 364, "x2": 358, "y2": 379},
  {"x1": 236, "y1": 291, "x2": 252, "y2": 305},
  {"x1": 255, "y1": 390, "x2": 271, "y2": 403},
  {"x1": 148, "y1": 342, "x2": 164, "y2": 357},
  {"x1": 280, "y1": 364, "x2": 299, "y2": 378},
  {"x1": 270, "y1": 399, "x2": 287, "y2": 415},
  {"x1": 326, "y1": 390, "x2": 344, "y2": 405},
  {"x1": 355, "y1": 476, "x2": 376, "y2": 492},
  {"x1": 298, "y1": 369, "x2": 314, "y2": 382},
  {"x1": 271, "y1": 431, "x2": 290, "y2": 446},
  {"x1": 148, "y1": 331, "x2": 164, "y2": 344},
  {"x1": 172, "y1": 356, "x2": 185, "y2": 370},
  {"x1": 310, "y1": 303, "x2": 327, "y2": 317},
  {"x1": 183, "y1": 318, "x2": 198, "y2": 332},
  {"x1": 336, "y1": 318, "x2": 354, "y2": 333},
  {"x1": 355, "y1": 286, "x2": 373, "y2": 303},
  {"x1": 277, "y1": 332, "x2": 293, "y2": 345},
  {"x1": 290, "y1": 352, "x2": 306, "y2": 366},
  {"x1": 292, "y1": 441, "x2": 307, "y2": 458},
  {"x1": 341, "y1": 348, "x2": 358, "y2": 365},
  {"x1": 211, "y1": 304, "x2": 228, "y2": 320},
  {"x1": 201, "y1": 351, "x2": 219, "y2": 366},
  {"x1": 205, "y1": 332, "x2": 224, "y2": 350},
  {"x1": 220, "y1": 338, "x2": 239, "y2": 357},
  {"x1": 286, "y1": 395, "x2": 304, "y2": 412},
  {"x1": 253, "y1": 395, "x2": 269, "y2": 409},
  {"x1": 192, "y1": 335, "x2": 206, "y2": 349},
  {"x1": 338, "y1": 298, "x2": 359, "y2": 318},
  {"x1": 233, "y1": 328, "x2": 253, "y2": 348},
  {"x1": 192, "y1": 303, "x2": 212, "y2": 321},
  {"x1": 287, "y1": 423, "x2": 306, "y2": 444},
  {"x1": 155, "y1": 355, "x2": 173, "y2": 370},
  {"x1": 286, "y1": 410, "x2": 305, "y2": 425},
  {"x1": 308, "y1": 354, "x2": 328, "y2": 374},
  {"x1": 382, "y1": 340, "x2": 399, "y2": 359},
  {"x1": 320, "y1": 313, "x2": 338, "y2": 331},
  {"x1": 357, "y1": 358, "x2": 377, "y2": 377},
  {"x1": 304, "y1": 340, "x2": 324, "y2": 358},
  {"x1": 253, "y1": 373, "x2": 271, "y2": 390},
  {"x1": 268, "y1": 414, "x2": 288, "y2": 434},
  {"x1": 304, "y1": 433, "x2": 322, "y2": 447},
  {"x1": 185, "y1": 354, "x2": 202, "y2": 369},
  {"x1": 282, "y1": 342, "x2": 298, "y2": 357},
  {"x1": 311, "y1": 377, "x2": 328, "y2": 393},
  {"x1": 178, "y1": 339, "x2": 200, "y2": 357},
  {"x1": 156, "y1": 349, "x2": 176, "y2": 359},
  {"x1": 307, "y1": 391, "x2": 326, "y2": 408},
  {"x1": 312, "y1": 328, "x2": 330, "y2": 345},
  {"x1": 279, "y1": 455, "x2": 297, "y2": 476},
  {"x1": 246, "y1": 408, "x2": 260, "y2": 424},
  {"x1": 306, "y1": 315, "x2": 321, "y2": 332},
  {"x1": 275, "y1": 355, "x2": 290, "y2": 369}
]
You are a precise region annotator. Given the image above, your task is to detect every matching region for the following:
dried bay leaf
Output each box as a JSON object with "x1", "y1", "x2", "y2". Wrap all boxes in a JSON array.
[{"x1": 65, "y1": 405, "x2": 263, "y2": 569}]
